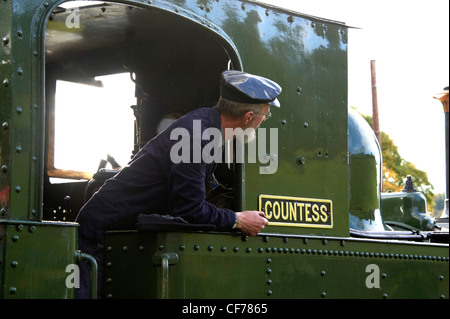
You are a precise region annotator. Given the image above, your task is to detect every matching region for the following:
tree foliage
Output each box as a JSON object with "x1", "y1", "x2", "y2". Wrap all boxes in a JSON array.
[{"x1": 361, "y1": 114, "x2": 435, "y2": 211}]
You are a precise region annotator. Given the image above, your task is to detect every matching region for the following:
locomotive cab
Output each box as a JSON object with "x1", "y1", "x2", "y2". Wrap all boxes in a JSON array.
[{"x1": 43, "y1": 2, "x2": 241, "y2": 221}]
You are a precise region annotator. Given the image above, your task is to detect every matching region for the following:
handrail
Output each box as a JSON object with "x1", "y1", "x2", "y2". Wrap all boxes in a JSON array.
[{"x1": 75, "y1": 250, "x2": 98, "y2": 299}]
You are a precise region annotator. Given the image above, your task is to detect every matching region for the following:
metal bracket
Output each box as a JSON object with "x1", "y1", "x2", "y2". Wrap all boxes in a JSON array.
[{"x1": 152, "y1": 252, "x2": 179, "y2": 266}]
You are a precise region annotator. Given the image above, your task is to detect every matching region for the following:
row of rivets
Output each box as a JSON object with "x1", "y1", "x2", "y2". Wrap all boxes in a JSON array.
[
  {"x1": 183, "y1": 242, "x2": 448, "y2": 262},
  {"x1": 266, "y1": 258, "x2": 272, "y2": 296}
]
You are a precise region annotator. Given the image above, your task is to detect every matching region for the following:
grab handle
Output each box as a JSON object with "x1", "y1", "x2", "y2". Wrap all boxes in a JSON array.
[{"x1": 75, "y1": 250, "x2": 98, "y2": 299}]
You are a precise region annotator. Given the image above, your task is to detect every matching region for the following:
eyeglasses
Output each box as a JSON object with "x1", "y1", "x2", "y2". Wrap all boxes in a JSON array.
[{"x1": 254, "y1": 110, "x2": 272, "y2": 120}]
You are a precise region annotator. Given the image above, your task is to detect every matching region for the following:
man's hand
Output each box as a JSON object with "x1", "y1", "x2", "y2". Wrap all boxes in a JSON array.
[{"x1": 236, "y1": 211, "x2": 268, "y2": 236}]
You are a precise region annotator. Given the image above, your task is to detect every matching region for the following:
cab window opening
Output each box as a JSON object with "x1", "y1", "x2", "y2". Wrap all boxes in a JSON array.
[
  {"x1": 51, "y1": 73, "x2": 135, "y2": 182},
  {"x1": 43, "y1": 1, "x2": 241, "y2": 222}
]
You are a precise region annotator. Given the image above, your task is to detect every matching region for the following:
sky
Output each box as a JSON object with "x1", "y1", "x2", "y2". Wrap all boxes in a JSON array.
[{"x1": 260, "y1": 0, "x2": 449, "y2": 194}]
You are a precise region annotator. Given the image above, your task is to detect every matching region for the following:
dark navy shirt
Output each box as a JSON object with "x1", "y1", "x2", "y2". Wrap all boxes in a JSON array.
[{"x1": 76, "y1": 106, "x2": 235, "y2": 244}]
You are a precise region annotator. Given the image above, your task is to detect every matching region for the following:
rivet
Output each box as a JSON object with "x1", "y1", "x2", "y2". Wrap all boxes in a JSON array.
[
  {"x1": 3, "y1": 78, "x2": 9, "y2": 87},
  {"x1": 16, "y1": 145, "x2": 22, "y2": 153},
  {"x1": 221, "y1": 246, "x2": 226, "y2": 252},
  {"x1": 287, "y1": 16, "x2": 294, "y2": 23},
  {"x1": 241, "y1": 3, "x2": 245, "y2": 10},
  {"x1": 382, "y1": 273, "x2": 387, "y2": 279},
  {"x1": 106, "y1": 278, "x2": 112, "y2": 283},
  {"x1": 15, "y1": 186, "x2": 21, "y2": 193},
  {"x1": 321, "y1": 270, "x2": 326, "y2": 276},
  {"x1": 322, "y1": 239, "x2": 328, "y2": 245},
  {"x1": 246, "y1": 247, "x2": 251, "y2": 253},
  {"x1": 9, "y1": 287, "x2": 16, "y2": 294},
  {"x1": 2, "y1": 36, "x2": 9, "y2": 45},
  {"x1": 194, "y1": 245, "x2": 200, "y2": 251},
  {"x1": 208, "y1": 245, "x2": 213, "y2": 251},
  {"x1": 265, "y1": 247, "x2": 271, "y2": 253},
  {"x1": 16, "y1": 106, "x2": 22, "y2": 114},
  {"x1": 158, "y1": 244, "x2": 164, "y2": 250},
  {"x1": 266, "y1": 290, "x2": 272, "y2": 296},
  {"x1": 11, "y1": 261, "x2": 18, "y2": 268},
  {"x1": 242, "y1": 235, "x2": 249, "y2": 242},
  {"x1": 440, "y1": 295, "x2": 446, "y2": 299},
  {"x1": 12, "y1": 235, "x2": 19, "y2": 242},
  {"x1": 29, "y1": 226, "x2": 36, "y2": 233},
  {"x1": 297, "y1": 157, "x2": 305, "y2": 165},
  {"x1": 266, "y1": 268, "x2": 272, "y2": 274},
  {"x1": 0, "y1": 208, "x2": 7, "y2": 216},
  {"x1": 17, "y1": 67, "x2": 23, "y2": 76},
  {"x1": 281, "y1": 119, "x2": 286, "y2": 126},
  {"x1": 439, "y1": 275, "x2": 444, "y2": 280},
  {"x1": 2, "y1": 122, "x2": 8, "y2": 130},
  {"x1": 311, "y1": 22, "x2": 316, "y2": 28},
  {"x1": 17, "y1": 30, "x2": 23, "y2": 38},
  {"x1": 265, "y1": 9, "x2": 270, "y2": 16},
  {"x1": 122, "y1": 246, "x2": 128, "y2": 251},
  {"x1": 106, "y1": 262, "x2": 112, "y2": 267},
  {"x1": 382, "y1": 293, "x2": 388, "y2": 299},
  {"x1": 321, "y1": 292, "x2": 326, "y2": 298},
  {"x1": 258, "y1": 248, "x2": 263, "y2": 253},
  {"x1": 179, "y1": 245, "x2": 185, "y2": 250},
  {"x1": 266, "y1": 279, "x2": 272, "y2": 285},
  {"x1": 233, "y1": 247, "x2": 239, "y2": 252},
  {"x1": 139, "y1": 246, "x2": 144, "y2": 251},
  {"x1": 303, "y1": 122, "x2": 309, "y2": 128},
  {"x1": 263, "y1": 236, "x2": 269, "y2": 242},
  {"x1": 266, "y1": 258, "x2": 271, "y2": 264},
  {"x1": 1, "y1": 165, "x2": 7, "y2": 173},
  {"x1": 16, "y1": 224, "x2": 23, "y2": 231},
  {"x1": 283, "y1": 237, "x2": 289, "y2": 243}
]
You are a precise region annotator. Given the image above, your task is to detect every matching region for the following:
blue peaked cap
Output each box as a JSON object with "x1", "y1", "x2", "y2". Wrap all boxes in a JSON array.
[{"x1": 220, "y1": 70, "x2": 282, "y2": 107}]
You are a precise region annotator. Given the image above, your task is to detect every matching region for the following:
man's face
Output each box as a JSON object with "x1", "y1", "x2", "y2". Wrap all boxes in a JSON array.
[{"x1": 244, "y1": 105, "x2": 270, "y2": 143}]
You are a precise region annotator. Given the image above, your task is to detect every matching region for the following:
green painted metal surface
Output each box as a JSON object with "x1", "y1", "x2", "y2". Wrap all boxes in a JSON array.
[
  {"x1": 0, "y1": 222, "x2": 78, "y2": 298},
  {"x1": 381, "y1": 191, "x2": 438, "y2": 231},
  {"x1": 104, "y1": 230, "x2": 449, "y2": 299}
]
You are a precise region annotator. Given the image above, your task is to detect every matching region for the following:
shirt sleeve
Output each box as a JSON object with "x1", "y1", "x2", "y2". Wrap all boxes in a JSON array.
[{"x1": 166, "y1": 160, "x2": 236, "y2": 230}]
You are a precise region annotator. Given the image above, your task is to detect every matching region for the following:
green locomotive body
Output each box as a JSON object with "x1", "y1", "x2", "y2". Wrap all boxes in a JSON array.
[{"x1": 0, "y1": 0, "x2": 448, "y2": 299}]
